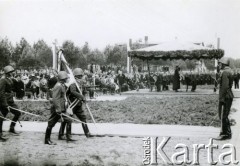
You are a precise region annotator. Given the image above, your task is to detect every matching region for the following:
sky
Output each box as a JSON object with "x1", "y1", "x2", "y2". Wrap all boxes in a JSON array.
[{"x1": 0, "y1": 0, "x2": 240, "y2": 59}]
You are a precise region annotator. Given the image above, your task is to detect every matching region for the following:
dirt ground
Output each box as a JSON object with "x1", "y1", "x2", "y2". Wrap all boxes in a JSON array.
[
  {"x1": 0, "y1": 131, "x2": 232, "y2": 166},
  {"x1": 1, "y1": 94, "x2": 239, "y2": 166}
]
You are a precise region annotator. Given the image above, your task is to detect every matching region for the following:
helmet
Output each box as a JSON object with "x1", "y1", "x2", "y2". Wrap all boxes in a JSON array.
[
  {"x1": 219, "y1": 57, "x2": 230, "y2": 66},
  {"x1": 4, "y1": 65, "x2": 15, "y2": 74},
  {"x1": 73, "y1": 68, "x2": 83, "y2": 76},
  {"x1": 58, "y1": 71, "x2": 69, "y2": 80}
]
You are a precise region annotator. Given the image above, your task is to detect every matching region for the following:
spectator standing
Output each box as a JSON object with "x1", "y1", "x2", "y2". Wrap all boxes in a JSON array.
[
  {"x1": 116, "y1": 70, "x2": 125, "y2": 94},
  {"x1": 14, "y1": 75, "x2": 25, "y2": 99},
  {"x1": 173, "y1": 66, "x2": 181, "y2": 92},
  {"x1": 233, "y1": 71, "x2": 239, "y2": 89}
]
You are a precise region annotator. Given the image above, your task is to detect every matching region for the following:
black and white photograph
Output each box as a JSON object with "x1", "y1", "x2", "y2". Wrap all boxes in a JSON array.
[{"x1": 0, "y1": 0, "x2": 240, "y2": 165}]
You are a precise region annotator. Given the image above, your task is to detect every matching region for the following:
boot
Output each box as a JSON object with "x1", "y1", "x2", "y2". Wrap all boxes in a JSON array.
[
  {"x1": 58, "y1": 122, "x2": 66, "y2": 140},
  {"x1": 66, "y1": 124, "x2": 76, "y2": 142},
  {"x1": 0, "y1": 133, "x2": 7, "y2": 142},
  {"x1": 9, "y1": 122, "x2": 21, "y2": 135},
  {"x1": 82, "y1": 123, "x2": 93, "y2": 138},
  {"x1": 0, "y1": 121, "x2": 7, "y2": 142},
  {"x1": 45, "y1": 127, "x2": 57, "y2": 145}
]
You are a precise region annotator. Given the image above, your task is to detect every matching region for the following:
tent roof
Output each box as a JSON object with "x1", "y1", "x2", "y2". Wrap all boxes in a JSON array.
[{"x1": 128, "y1": 41, "x2": 224, "y2": 60}]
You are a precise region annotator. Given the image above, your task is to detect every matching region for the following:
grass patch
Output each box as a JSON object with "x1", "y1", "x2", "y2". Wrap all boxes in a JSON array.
[{"x1": 11, "y1": 95, "x2": 229, "y2": 127}]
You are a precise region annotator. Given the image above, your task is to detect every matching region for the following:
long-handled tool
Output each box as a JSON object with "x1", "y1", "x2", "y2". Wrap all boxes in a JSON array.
[
  {"x1": 62, "y1": 113, "x2": 88, "y2": 125},
  {"x1": 59, "y1": 50, "x2": 97, "y2": 126},
  {"x1": 0, "y1": 115, "x2": 22, "y2": 127},
  {"x1": 9, "y1": 106, "x2": 40, "y2": 117}
]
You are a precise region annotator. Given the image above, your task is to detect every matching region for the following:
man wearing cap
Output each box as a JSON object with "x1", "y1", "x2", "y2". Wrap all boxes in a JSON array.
[
  {"x1": 215, "y1": 57, "x2": 234, "y2": 140},
  {"x1": 0, "y1": 65, "x2": 22, "y2": 141},
  {"x1": 44, "y1": 71, "x2": 73, "y2": 145},
  {"x1": 58, "y1": 68, "x2": 93, "y2": 139}
]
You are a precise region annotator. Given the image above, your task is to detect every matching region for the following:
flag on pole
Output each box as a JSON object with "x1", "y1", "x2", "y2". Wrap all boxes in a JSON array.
[{"x1": 57, "y1": 50, "x2": 97, "y2": 128}]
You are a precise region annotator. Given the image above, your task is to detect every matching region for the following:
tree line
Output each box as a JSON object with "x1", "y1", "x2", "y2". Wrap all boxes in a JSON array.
[
  {"x1": 0, "y1": 37, "x2": 240, "y2": 70},
  {"x1": 0, "y1": 37, "x2": 127, "y2": 70}
]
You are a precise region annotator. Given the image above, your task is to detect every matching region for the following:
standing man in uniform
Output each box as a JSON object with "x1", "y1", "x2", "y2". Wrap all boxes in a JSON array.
[
  {"x1": 58, "y1": 68, "x2": 93, "y2": 139},
  {"x1": 215, "y1": 57, "x2": 234, "y2": 140},
  {"x1": 44, "y1": 71, "x2": 73, "y2": 145},
  {"x1": 0, "y1": 65, "x2": 21, "y2": 141}
]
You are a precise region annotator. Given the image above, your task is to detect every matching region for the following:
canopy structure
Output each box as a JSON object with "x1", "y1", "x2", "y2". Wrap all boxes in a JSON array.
[{"x1": 128, "y1": 41, "x2": 224, "y2": 60}]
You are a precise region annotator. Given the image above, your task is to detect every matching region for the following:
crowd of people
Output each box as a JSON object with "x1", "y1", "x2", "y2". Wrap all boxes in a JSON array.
[
  {"x1": 0, "y1": 65, "x2": 239, "y2": 100},
  {"x1": 0, "y1": 56, "x2": 238, "y2": 143}
]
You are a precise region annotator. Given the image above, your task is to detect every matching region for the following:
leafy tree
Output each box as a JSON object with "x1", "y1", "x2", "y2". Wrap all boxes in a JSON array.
[
  {"x1": 105, "y1": 45, "x2": 127, "y2": 66},
  {"x1": 12, "y1": 37, "x2": 32, "y2": 65},
  {"x1": 82, "y1": 42, "x2": 91, "y2": 56},
  {"x1": 77, "y1": 48, "x2": 87, "y2": 69},
  {"x1": 18, "y1": 56, "x2": 44, "y2": 69},
  {"x1": 33, "y1": 40, "x2": 53, "y2": 67},
  {"x1": 0, "y1": 37, "x2": 11, "y2": 68},
  {"x1": 86, "y1": 49, "x2": 105, "y2": 65},
  {"x1": 62, "y1": 40, "x2": 87, "y2": 69}
]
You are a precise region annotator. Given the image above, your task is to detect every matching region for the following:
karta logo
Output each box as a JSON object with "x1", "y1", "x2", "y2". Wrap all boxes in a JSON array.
[{"x1": 142, "y1": 137, "x2": 239, "y2": 165}]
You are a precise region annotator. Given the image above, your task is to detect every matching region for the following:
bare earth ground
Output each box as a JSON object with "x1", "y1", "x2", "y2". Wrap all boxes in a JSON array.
[{"x1": 0, "y1": 132, "x2": 233, "y2": 166}]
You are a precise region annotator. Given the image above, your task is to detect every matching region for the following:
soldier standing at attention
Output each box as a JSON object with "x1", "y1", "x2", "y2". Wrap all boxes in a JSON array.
[
  {"x1": 215, "y1": 57, "x2": 234, "y2": 140},
  {"x1": 44, "y1": 71, "x2": 73, "y2": 145},
  {"x1": 0, "y1": 65, "x2": 21, "y2": 142},
  {"x1": 59, "y1": 68, "x2": 93, "y2": 139}
]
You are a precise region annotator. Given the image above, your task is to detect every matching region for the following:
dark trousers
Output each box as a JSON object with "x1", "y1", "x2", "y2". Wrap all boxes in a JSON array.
[
  {"x1": 47, "y1": 110, "x2": 72, "y2": 141},
  {"x1": 88, "y1": 89, "x2": 94, "y2": 98},
  {"x1": 74, "y1": 105, "x2": 90, "y2": 134},
  {"x1": 0, "y1": 103, "x2": 21, "y2": 133},
  {"x1": 118, "y1": 84, "x2": 123, "y2": 94},
  {"x1": 48, "y1": 111, "x2": 72, "y2": 129},
  {"x1": 234, "y1": 80, "x2": 239, "y2": 89},
  {"x1": 156, "y1": 84, "x2": 162, "y2": 92},
  {"x1": 59, "y1": 105, "x2": 89, "y2": 136},
  {"x1": 218, "y1": 99, "x2": 233, "y2": 136}
]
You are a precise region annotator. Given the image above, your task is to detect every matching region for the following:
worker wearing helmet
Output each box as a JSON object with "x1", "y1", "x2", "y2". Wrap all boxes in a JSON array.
[
  {"x1": 215, "y1": 57, "x2": 234, "y2": 140},
  {"x1": 44, "y1": 71, "x2": 75, "y2": 145},
  {"x1": 0, "y1": 65, "x2": 21, "y2": 142},
  {"x1": 58, "y1": 68, "x2": 93, "y2": 139}
]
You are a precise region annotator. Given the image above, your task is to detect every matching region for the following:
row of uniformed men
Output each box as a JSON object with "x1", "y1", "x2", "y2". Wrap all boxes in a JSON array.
[{"x1": 0, "y1": 66, "x2": 92, "y2": 144}]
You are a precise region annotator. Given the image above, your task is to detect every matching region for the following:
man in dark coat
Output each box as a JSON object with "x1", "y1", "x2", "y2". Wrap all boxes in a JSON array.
[
  {"x1": 184, "y1": 72, "x2": 191, "y2": 92},
  {"x1": 215, "y1": 57, "x2": 234, "y2": 140},
  {"x1": 0, "y1": 66, "x2": 21, "y2": 142},
  {"x1": 14, "y1": 75, "x2": 25, "y2": 99},
  {"x1": 149, "y1": 73, "x2": 155, "y2": 92},
  {"x1": 233, "y1": 71, "x2": 239, "y2": 89},
  {"x1": 173, "y1": 66, "x2": 180, "y2": 92},
  {"x1": 156, "y1": 72, "x2": 163, "y2": 92}
]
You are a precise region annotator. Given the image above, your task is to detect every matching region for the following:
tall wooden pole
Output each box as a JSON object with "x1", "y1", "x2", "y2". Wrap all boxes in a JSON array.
[{"x1": 215, "y1": 37, "x2": 220, "y2": 73}]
